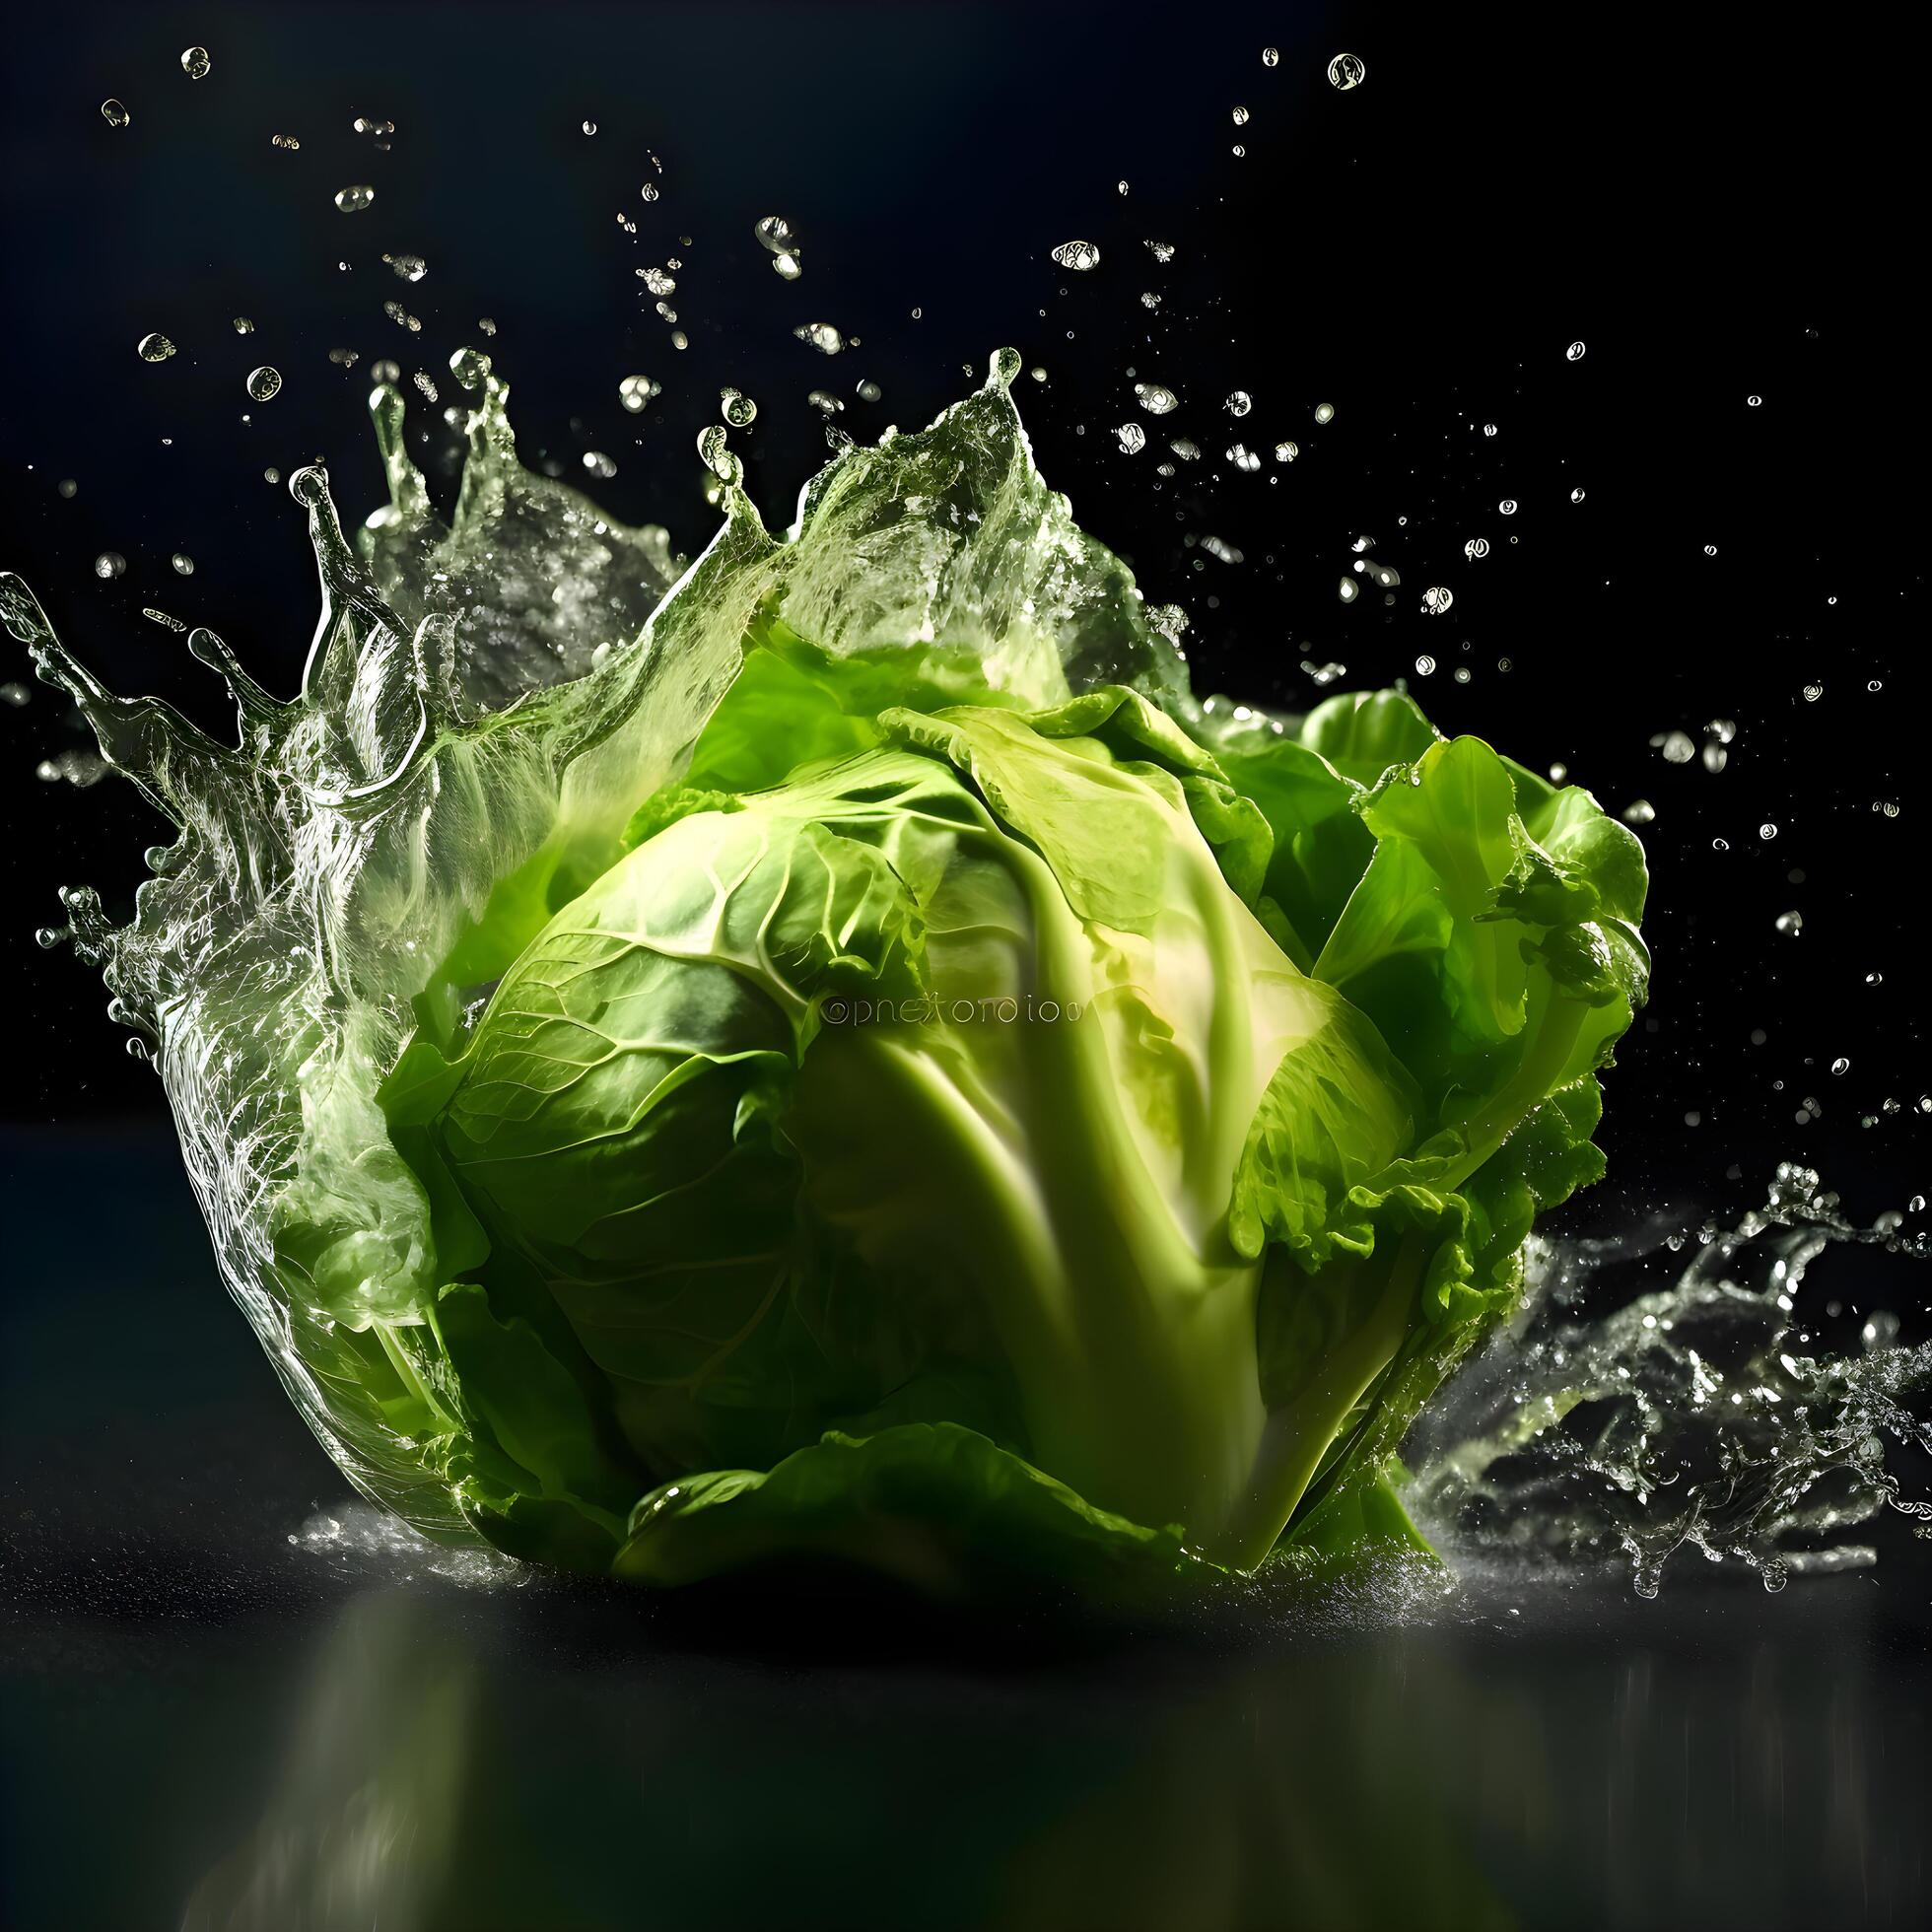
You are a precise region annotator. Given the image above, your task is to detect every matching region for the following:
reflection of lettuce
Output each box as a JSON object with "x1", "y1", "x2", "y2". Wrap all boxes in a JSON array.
[{"x1": 336, "y1": 638, "x2": 1646, "y2": 1587}]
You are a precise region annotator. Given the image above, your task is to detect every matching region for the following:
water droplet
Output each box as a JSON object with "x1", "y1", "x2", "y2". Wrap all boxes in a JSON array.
[
  {"x1": 245, "y1": 366, "x2": 282, "y2": 402},
  {"x1": 582, "y1": 119, "x2": 597, "y2": 136},
  {"x1": 720, "y1": 387, "x2": 758, "y2": 428},
  {"x1": 1225, "y1": 390, "x2": 1253, "y2": 417},
  {"x1": 640, "y1": 182, "x2": 659, "y2": 203},
  {"x1": 1760, "y1": 822, "x2": 1777, "y2": 840},
  {"x1": 383, "y1": 252, "x2": 428, "y2": 283},
  {"x1": 93, "y1": 552, "x2": 126, "y2": 580},
  {"x1": 696, "y1": 424, "x2": 737, "y2": 483},
  {"x1": 1565, "y1": 340, "x2": 1587, "y2": 361},
  {"x1": 1051, "y1": 240, "x2": 1100, "y2": 272},
  {"x1": 1227, "y1": 443, "x2": 1261, "y2": 472},
  {"x1": 334, "y1": 184, "x2": 375, "y2": 214},
  {"x1": 1832, "y1": 1056, "x2": 1851, "y2": 1075},
  {"x1": 136, "y1": 332, "x2": 175, "y2": 363},
  {"x1": 1115, "y1": 423, "x2": 1146, "y2": 454},
  {"x1": 270, "y1": 133, "x2": 300, "y2": 150},
  {"x1": 1465, "y1": 537, "x2": 1490, "y2": 560},
  {"x1": 1712, "y1": 837, "x2": 1730, "y2": 851},
  {"x1": 1262, "y1": 46, "x2": 1279, "y2": 67},
  {"x1": 1483, "y1": 423, "x2": 1498, "y2": 437},
  {"x1": 1274, "y1": 441, "x2": 1298, "y2": 463},
  {"x1": 1415, "y1": 655, "x2": 1436, "y2": 676},
  {"x1": 180, "y1": 46, "x2": 211, "y2": 80},
  {"x1": 754, "y1": 215, "x2": 796, "y2": 254},
  {"x1": 641, "y1": 265, "x2": 676, "y2": 296},
  {"x1": 618, "y1": 374, "x2": 660, "y2": 414},
  {"x1": 1338, "y1": 578, "x2": 1358, "y2": 603},
  {"x1": 1623, "y1": 799, "x2": 1656, "y2": 825},
  {"x1": 1144, "y1": 240, "x2": 1176, "y2": 264},
  {"x1": 1328, "y1": 52, "x2": 1366, "y2": 90},
  {"x1": 772, "y1": 250, "x2": 801, "y2": 281},
  {"x1": 101, "y1": 99, "x2": 130, "y2": 129},
  {"x1": 1421, "y1": 586, "x2": 1455, "y2": 616},
  {"x1": 1134, "y1": 382, "x2": 1178, "y2": 415},
  {"x1": 1803, "y1": 682, "x2": 1824, "y2": 702},
  {"x1": 1168, "y1": 438, "x2": 1200, "y2": 461},
  {"x1": 1748, "y1": 394, "x2": 1762, "y2": 407},
  {"x1": 794, "y1": 321, "x2": 845, "y2": 356},
  {"x1": 1231, "y1": 104, "x2": 1250, "y2": 126},
  {"x1": 1499, "y1": 498, "x2": 1518, "y2": 515},
  {"x1": 1313, "y1": 402, "x2": 1335, "y2": 424},
  {"x1": 57, "y1": 479, "x2": 77, "y2": 499},
  {"x1": 1570, "y1": 486, "x2": 1586, "y2": 503},
  {"x1": 1117, "y1": 179, "x2": 1129, "y2": 195},
  {"x1": 171, "y1": 553, "x2": 194, "y2": 576},
  {"x1": 582, "y1": 450, "x2": 617, "y2": 479},
  {"x1": 1231, "y1": 145, "x2": 1247, "y2": 158}
]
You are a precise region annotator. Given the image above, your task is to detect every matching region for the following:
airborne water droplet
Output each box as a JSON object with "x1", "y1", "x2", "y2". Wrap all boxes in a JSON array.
[
  {"x1": 1133, "y1": 382, "x2": 1178, "y2": 415},
  {"x1": 754, "y1": 215, "x2": 796, "y2": 254},
  {"x1": 137, "y1": 333, "x2": 175, "y2": 363},
  {"x1": 1051, "y1": 240, "x2": 1100, "y2": 272},
  {"x1": 1225, "y1": 391, "x2": 1253, "y2": 417},
  {"x1": 582, "y1": 450, "x2": 617, "y2": 479},
  {"x1": 794, "y1": 322, "x2": 844, "y2": 356},
  {"x1": 172, "y1": 553, "x2": 194, "y2": 576},
  {"x1": 233, "y1": 316, "x2": 254, "y2": 334},
  {"x1": 772, "y1": 251, "x2": 801, "y2": 281},
  {"x1": 1566, "y1": 340, "x2": 1587, "y2": 361},
  {"x1": 245, "y1": 366, "x2": 283, "y2": 402},
  {"x1": 101, "y1": 99, "x2": 130, "y2": 129},
  {"x1": 1262, "y1": 46, "x2": 1279, "y2": 67},
  {"x1": 582, "y1": 119, "x2": 597, "y2": 137},
  {"x1": 334, "y1": 184, "x2": 376, "y2": 214},
  {"x1": 1231, "y1": 105, "x2": 1250, "y2": 126},
  {"x1": 180, "y1": 46, "x2": 212, "y2": 80},
  {"x1": 1275, "y1": 441, "x2": 1298, "y2": 463},
  {"x1": 1327, "y1": 52, "x2": 1366, "y2": 90},
  {"x1": 618, "y1": 374, "x2": 660, "y2": 413},
  {"x1": 720, "y1": 387, "x2": 758, "y2": 428},
  {"x1": 94, "y1": 552, "x2": 126, "y2": 580},
  {"x1": 1115, "y1": 423, "x2": 1146, "y2": 454},
  {"x1": 1313, "y1": 402, "x2": 1335, "y2": 424}
]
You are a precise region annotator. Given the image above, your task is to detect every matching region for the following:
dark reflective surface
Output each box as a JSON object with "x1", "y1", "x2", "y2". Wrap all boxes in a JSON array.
[{"x1": 4, "y1": 1126, "x2": 1928, "y2": 1930}]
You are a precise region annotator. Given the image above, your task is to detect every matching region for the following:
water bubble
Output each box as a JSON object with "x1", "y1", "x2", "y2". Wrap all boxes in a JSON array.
[
  {"x1": 263, "y1": 467, "x2": 280, "y2": 485},
  {"x1": 57, "y1": 479, "x2": 77, "y2": 499},
  {"x1": 93, "y1": 552, "x2": 126, "y2": 580},
  {"x1": 1483, "y1": 422, "x2": 1498, "y2": 437},
  {"x1": 180, "y1": 46, "x2": 212, "y2": 80},
  {"x1": 618, "y1": 374, "x2": 660, "y2": 413},
  {"x1": 1313, "y1": 402, "x2": 1335, "y2": 425},
  {"x1": 1465, "y1": 537, "x2": 1490, "y2": 560},
  {"x1": 245, "y1": 366, "x2": 282, "y2": 402},
  {"x1": 1115, "y1": 423, "x2": 1146, "y2": 454},
  {"x1": 1338, "y1": 577, "x2": 1359, "y2": 603},
  {"x1": 1227, "y1": 443, "x2": 1262, "y2": 472},
  {"x1": 720, "y1": 387, "x2": 758, "y2": 428},
  {"x1": 1570, "y1": 486, "x2": 1587, "y2": 504},
  {"x1": 101, "y1": 99, "x2": 130, "y2": 129},
  {"x1": 670, "y1": 330, "x2": 689, "y2": 351},
  {"x1": 1565, "y1": 340, "x2": 1586, "y2": 361},
  {"x1": 1712, "y1": 837, "x2": 1730, "y2": 851},
  {"x1": 1803, "y1": 682, "x2": 1824, "y2": 702},
  {"x1": 696, "y1": 424, "x2": 737, "y2": 484},
  {"x1": 582, "y1": 451, "x2": 617, "y2": 479},
  {"x1": 1225, "y1": 390, "x2": 1253, "y2": 417},
  {"x1": 1231, "y1": 144, "x2": 1247, "y2": 158},
  {"x1": 136, "y1": 332, "x2": 175, "y2": 363},
  {"x1": 171, "y1": 553, "x2": 194, "y2": 576},
  {"x1": 1144, "y1": 240, "x2": 1176, "y2": 264},
  {"x1": 1499, "y1": 498, "x2": 1517, "y2": 515},
  {"x1": 1421, "y1": 586, "x2": 1455, "y2": 616},
  {"x1": 1831, "y1": 1057, "x2": 1851, "y2": 1075},
  {"x1": 1703, "y1": 543, "x2": 1718, "y2": 556},
  {"x1": 334, "y1": 184, "x2": 375, "y2": 214},
  {"x1": 1117, "y1": 179, "x2": 1129, "y2": 195},
  {"x1": 582, "y1": 119, "x2": 597, "y2": 136},
  {"x1": 1415, "y1": 655, "x2": 1436, "y2": 676},
  {"x1": 1231, "y1": 104, "x2": 1250, "y2": 125},
  {"x1": 1760, "y1": 822, "x2": 1777, "y2": 840},
  {"x1": 1775, "y1": 910, "x2": 1804, "y2": 935},
  {"x1": 1051, "y1": 240, "x2": 1101, "y2": 272},
  {"x1": 1748, "y1": 394, "x2": 1762, "y2": 407},
  {"x1": 1328, "y1": 52, "x2": 1366, "y2": 90},
  {"x1": 855, "y1": 379, "x2": 881, "y2": 403},
  {"x1": 794, "y1": 321, "x2": 845, "y2": 356},
  {"x1": 1275, "y1": 441, "x2": 1298, "y2": 462},
  {"x1": 1623, "y1": 799, "x2": 1656, "y2": 826},
  {"x1": 1262, "y1": 46, "x2": 1279, "y2": 67},
  {"x1": 1134, "y1": 382, "x2": 1178, "y2": 415}
]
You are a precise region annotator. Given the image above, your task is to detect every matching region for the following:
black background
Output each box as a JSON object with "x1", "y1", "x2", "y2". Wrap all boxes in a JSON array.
[{"x1": 1, "y1": 0, "x2": 1922, "y2": 1227}]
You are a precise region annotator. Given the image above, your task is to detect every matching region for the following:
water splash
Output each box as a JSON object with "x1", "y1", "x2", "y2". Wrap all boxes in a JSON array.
[
  {"x1": 2, "y1": 348, "x2": 1185, "y2": 1545},
  {"x1": 1407, "y1": 1163, "x2": 1932, "y2": 1593}
]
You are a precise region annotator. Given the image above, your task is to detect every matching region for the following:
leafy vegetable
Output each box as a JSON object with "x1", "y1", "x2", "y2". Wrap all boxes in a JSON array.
[{"x1": 356, "y1": 656, "x2": 1647, "y2": 1587}]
